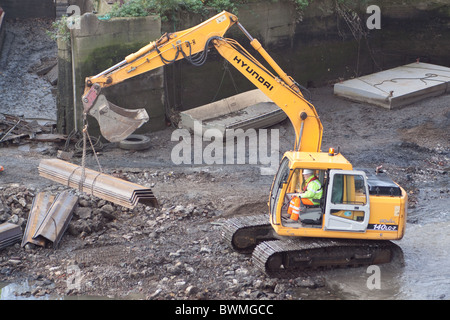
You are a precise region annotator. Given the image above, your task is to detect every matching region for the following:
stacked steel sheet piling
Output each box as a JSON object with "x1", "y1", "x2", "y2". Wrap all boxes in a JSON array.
[
  {"x1": 38, "y1": 159, "x2": 158, "y2": 209},
  {"x1": 0, "y1": 222, "x2": 22, "y2": 250}
]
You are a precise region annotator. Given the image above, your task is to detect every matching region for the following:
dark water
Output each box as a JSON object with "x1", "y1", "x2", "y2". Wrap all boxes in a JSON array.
[{"x1": 302, "y1": 186, "x2": 450, "y2": 300}]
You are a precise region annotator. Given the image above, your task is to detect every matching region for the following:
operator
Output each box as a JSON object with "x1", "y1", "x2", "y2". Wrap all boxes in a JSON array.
[
  {"x1": 299, "y1": 169, "x2": 323, "y2": 206},
  {"x1": 288, "y1": 169, "x2": 323, "y2": 221}
]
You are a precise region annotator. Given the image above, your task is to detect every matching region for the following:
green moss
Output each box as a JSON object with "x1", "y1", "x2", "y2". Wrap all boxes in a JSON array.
[{"x1": 81, "y1": 42, "x2": 147, "y2": 76}]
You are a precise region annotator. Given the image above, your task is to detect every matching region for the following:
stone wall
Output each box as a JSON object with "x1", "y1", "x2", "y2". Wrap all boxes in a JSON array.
[{"x1": 58, "y1": 13, "x2": 165, "y2": 136}]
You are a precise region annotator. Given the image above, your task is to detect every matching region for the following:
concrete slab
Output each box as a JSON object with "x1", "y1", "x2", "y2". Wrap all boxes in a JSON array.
[
  {"x1": 334, "y1": 62, "x2": 450, "y2": 109},
  {"x1": 179, "y1": 89, "x2": 286, "y2": 135}
]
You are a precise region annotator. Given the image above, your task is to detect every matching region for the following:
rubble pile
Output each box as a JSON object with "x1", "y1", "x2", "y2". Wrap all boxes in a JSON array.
[
  {"x1": 27, "y1": 56, "x2": 58, "y2": 86},
  {"x1": 0, "y1": 114, "x2": 58, "y2": 145},
  {"x1": 0, "y1": 169, "x2": 330, "y2": 300}
]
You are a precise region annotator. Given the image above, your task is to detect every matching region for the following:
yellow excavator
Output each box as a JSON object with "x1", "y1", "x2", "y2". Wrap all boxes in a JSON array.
[{"x1": 82, "y1": 11, "x2": 407, "y2": 276}]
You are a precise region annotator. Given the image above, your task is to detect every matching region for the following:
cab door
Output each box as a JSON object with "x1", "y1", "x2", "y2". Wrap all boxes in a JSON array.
[{"x1": 324, "y1": 170, "x2": 370, "y2": 232}]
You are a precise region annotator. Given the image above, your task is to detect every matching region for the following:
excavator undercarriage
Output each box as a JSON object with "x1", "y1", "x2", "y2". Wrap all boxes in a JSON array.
[{"x1": 222, "y1": 214, "x2": 403, "y2": 277}]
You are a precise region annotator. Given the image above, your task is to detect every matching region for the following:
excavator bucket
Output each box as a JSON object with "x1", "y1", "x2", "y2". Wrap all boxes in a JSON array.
[{"x1": 88, "y1": 94, "x2": 149, "y2": 143}]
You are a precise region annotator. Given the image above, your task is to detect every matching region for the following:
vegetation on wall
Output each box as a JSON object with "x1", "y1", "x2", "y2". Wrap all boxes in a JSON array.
[
  {"x1": 101, "y1": 0, "x2": 243, "y2": 20},
  {"x1": 99, "y1": 0, "x2": 375, "y2": 21},
  {"x1": 99, "y1": 0, "x2": 353, "y2": 20},
  {"x1": 47, "y1": 0, "x2": 373, "y2": 46},
  {"x1": 46, "y1": 15, "x2": 71, "y2": 43}
]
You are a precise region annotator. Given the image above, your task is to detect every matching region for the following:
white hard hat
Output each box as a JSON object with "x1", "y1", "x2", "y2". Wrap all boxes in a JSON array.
[{"x1": 303, "y1": 169, "x2": 314, "y2": 175}]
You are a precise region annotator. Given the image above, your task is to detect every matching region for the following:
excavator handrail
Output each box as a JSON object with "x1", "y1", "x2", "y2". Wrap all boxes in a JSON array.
[{"x1": 82, "y1": 11, "x2": 323, "y2": 152}]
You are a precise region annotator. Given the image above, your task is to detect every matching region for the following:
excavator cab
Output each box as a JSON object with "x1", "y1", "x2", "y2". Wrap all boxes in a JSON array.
[
  {"x1": 244, "y1": 153, "x2": 406, "y2": 275},
  {"x1": 268, "y1": 152, "x2": 406, "y2": 241},
  {"x1": 269, "y1": 153, "x2": 354, "y2": 230}
]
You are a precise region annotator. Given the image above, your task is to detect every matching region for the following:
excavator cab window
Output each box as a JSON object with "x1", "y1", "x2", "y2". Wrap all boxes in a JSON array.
[
  {"x1": 331, "y1": 174, "x2": 367, "y2": 206},
  {"x1": 324, "y1": 170, "x2": 370, "y2": 232},
  {"x1": 278, "y1": 168, "x2": 325, "y2": 226},
  {"x1": 285, "y1": 169, "x2": 324, "y2": 200}
]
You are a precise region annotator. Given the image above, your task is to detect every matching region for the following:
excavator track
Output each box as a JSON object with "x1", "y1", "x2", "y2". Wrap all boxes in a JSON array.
[
  {"x1": 221, "y1": 214, "x2": 277, "y2": 253},
  {"x1": 252, "y1": 238, "x2": 402, "y2": 278}
]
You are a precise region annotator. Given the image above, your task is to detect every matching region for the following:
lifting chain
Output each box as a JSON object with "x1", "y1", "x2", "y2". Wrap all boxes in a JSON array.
[{"x1": 79, "y1": 112, "x2": 103, "y2": 192}]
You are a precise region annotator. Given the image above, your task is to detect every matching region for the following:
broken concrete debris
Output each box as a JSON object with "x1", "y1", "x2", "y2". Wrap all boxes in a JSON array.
[
  {"x1": 0, "y1": 114, "x2": 56, "y2": 144},
  {"x1": 178, "y1": 89, "x2": 286, "y2": 135},
  {"x1": 334, "y1": 62, "x2": 450, "y2": 109},
  {"x1": 28, "y1": 56, "x2": 58, "y2": 85}
]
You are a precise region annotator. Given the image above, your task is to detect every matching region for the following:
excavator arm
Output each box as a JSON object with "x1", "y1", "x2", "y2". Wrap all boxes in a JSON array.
[
  {"x1": 211, "y1": 36, "x2": 322, "y2": 152},
  {"x1": 82, "y1": 11, "x2": 322, "y2": 152}
]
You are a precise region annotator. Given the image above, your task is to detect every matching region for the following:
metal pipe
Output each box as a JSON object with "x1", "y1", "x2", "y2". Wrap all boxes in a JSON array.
[
  {"x1": 296, "y1": 121, "x2": 304, "y2": 151},
  {"x1": 0, "y1": 119, "x2": 21, "y2": 142},
  {"x1": 236, "y1": 22, "x2": 254, "y2": 41},
  {"x1": 91, "y1": 60, "x2": 127, "y2": 79}
]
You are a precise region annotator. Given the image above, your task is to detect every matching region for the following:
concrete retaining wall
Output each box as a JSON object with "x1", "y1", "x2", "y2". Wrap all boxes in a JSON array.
[
  {"x1": 56, "y1": 0, "x2": 449, "y2": 135},
  {"x1": 68, "y1": 0, "x2": 94, "y2": 15},
  {"x1": 59, "y1": 13, "x2": 164, "y2": 137},
  {"x1": 164, "y1": 0, "x2": 450, "y2": 111}
]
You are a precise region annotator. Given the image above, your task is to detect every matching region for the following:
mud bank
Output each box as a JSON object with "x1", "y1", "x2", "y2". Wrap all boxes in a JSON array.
[{"x1": 0, "y1": 19, "x2": 56, "y2": 120}]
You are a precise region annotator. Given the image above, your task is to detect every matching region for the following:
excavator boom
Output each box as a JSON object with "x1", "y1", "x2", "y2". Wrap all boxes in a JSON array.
[
  {"x1": 82, "y1": 11, "x2": 322, "y2": 151},
  {"x1": 212, "y1": 37, "x2": 322, "y2": 152}
]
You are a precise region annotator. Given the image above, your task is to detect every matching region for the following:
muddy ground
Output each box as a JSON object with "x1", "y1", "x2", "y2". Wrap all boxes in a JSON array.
[{"x1": 0, "y1": 19, "x2": 449, "y2": 300}]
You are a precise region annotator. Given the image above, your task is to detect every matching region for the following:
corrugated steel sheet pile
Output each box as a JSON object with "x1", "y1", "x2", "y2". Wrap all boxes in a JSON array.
[
  {"x1": 0, "y1": 222, "x2": 22, "y2": 250},
  {"x1": 38, "y1": 158, "x2": 158, "y2": 209},
  {"x1": 22, "y1": 191, "x2": 78, "y2": 249}
]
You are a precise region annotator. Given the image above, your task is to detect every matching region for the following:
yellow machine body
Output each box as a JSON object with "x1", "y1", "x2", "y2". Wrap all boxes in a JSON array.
[{"x1": 269, "y1": 151, "x2": 407, "y2": 240}]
